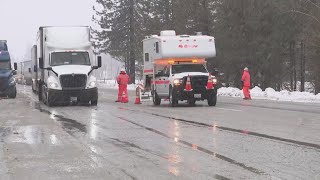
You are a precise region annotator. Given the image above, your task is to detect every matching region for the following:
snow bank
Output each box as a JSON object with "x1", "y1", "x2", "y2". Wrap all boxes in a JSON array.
[
  {"x1": 217, "y1": 87, "x2": 241, "y2": 97},
  {"x1": 218, "y1": 86, "x2": 320, "y2": 103}
]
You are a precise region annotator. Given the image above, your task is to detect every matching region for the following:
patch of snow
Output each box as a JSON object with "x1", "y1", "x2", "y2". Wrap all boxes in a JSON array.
[
  {"x1": 217, "y1": 87, "x2": 242, "y2": 97},
  {"x1": 218, "y1": 86, "x2": 320, "y2": 103}
]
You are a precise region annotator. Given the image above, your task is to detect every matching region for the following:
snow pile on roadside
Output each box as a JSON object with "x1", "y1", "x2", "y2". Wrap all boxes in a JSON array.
[
  {"x1": 97, "y1": 80, "x2": 137, "y2": 90},
  {"x1": 217, "y1": 87, "x2": 242, "y2": 97},
  {"x1": 218, "y1": 86, "x2": 320, "y2": 103}
]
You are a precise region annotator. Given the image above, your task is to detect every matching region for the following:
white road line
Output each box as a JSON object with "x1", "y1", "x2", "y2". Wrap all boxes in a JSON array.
[{"x1": 217, "y1": 108, "x2": 242, "y2": 112}]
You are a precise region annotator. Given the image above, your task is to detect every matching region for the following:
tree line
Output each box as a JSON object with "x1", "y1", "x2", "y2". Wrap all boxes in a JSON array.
[{"x1": 93, "y1": 0, "x2": 320, "y2": 94}]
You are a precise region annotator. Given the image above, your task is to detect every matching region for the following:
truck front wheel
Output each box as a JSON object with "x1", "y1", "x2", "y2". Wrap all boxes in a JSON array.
[
  {"x1": 169, "y1": 87, "x2": 178, "y2": 107},
  {"x1": 207, "y1": 91, "x2": 217, "y2": 107},
  {"x1": 91, "y1": 99, "x2": 98, "y2": 106},
  {"x1": 153, "y1": 91, "x2": 161, "y2": 106}
]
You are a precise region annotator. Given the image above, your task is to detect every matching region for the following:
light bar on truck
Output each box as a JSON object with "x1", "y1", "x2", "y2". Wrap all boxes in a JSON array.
[{"x1": 154, "y1": 58, "x2": 206, "y2": 65}]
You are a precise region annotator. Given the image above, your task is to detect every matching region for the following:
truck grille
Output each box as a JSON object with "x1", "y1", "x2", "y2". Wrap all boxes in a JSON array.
[
  {"x1": 0, "y1": 77, "x2": 7, "y2": 91},
  {"x1": 60, "y1": 74, "x2": 87, "y2": 89},
  {"x1": 182, "y1": 75, "x2": 208, "y2": 90}
]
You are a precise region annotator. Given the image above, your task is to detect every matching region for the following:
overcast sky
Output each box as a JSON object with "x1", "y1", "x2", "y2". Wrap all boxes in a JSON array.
[{"x1": 0, "y1": 0, "x2": 95, "y2": 61}]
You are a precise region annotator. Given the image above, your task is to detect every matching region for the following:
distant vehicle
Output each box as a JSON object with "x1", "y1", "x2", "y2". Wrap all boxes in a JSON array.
[
  {"x1": 143, "y1": 31, "x2": 217, "y2": 107},
  {"x1": 32, "y1": 26, "x2": 102, "y2": 106},
  {"x1": 0, "y1": 40, "x2": 8, "y2": 51},
  {"x1": 17, "y1": 60, "x2": 32, "y2": 85},
  {"x1": 0, "y1": 40, "x2": 18, "y2": 98}
]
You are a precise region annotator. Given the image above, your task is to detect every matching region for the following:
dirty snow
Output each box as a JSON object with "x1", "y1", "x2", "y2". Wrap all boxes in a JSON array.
[{"x1": 218, "y1": 86, "x2": 320, "y2": 103}]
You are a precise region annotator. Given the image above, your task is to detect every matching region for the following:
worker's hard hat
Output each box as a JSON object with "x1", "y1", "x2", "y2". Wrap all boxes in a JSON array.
[
  {"x1": 244, "y1": 67, "x2": 249, "y2": 71},
  {"x1": 120, "y1": 68, "x2": 126, "y2": 72}
]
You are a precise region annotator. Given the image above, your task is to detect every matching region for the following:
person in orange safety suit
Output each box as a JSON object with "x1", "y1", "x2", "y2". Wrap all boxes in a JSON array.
[
  {"x1": 116, "y1": 68, "x2": 130, "y2": 103},
  {"x1": 241, "y1": 67, "x2": 251, "y2": 100}
]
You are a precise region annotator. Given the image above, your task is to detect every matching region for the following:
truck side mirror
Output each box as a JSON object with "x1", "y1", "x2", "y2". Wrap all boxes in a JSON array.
[
  {"x1": 14, "y1": 63, "x2": 17, "y2": 70},
  {"x1": 39, "y1": 57, "x2": 44, "y2": 69},
  {"x1": 97, "y1": 56, "x2": 102, "y2": 68},
  {"x1": 28, "y1": 68, "x2": 31, "y2": 73},
  {"x1": 34, "y1": 65, "x2": 37, "y2": 72}
]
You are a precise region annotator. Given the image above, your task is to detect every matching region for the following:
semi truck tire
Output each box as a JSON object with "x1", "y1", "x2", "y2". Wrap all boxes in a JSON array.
[{"x1": 8, "y1": 87, "x2": 17, "y2": 99}]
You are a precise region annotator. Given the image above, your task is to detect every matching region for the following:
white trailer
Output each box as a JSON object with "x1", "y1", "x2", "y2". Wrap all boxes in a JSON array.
[
  {"x1": 34, "y1": 26, "x2": 102, "y2": 106},
  {"x1": 143, "y1": 30, "x2": 217, "y2": 107}
]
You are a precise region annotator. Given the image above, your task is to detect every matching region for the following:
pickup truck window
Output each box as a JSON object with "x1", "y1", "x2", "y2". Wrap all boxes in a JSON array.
[
  {"x1": 51, "y1": 52, "x2": 91, "y2": 66},
  {"x1": 172, "y1": 64, "x2": 207, "y2": 74}
]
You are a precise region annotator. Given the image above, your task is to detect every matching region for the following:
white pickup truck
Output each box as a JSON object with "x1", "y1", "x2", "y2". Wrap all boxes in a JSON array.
[{"x1": 143, "y1": 30, "x2": 217, "y2": 107}]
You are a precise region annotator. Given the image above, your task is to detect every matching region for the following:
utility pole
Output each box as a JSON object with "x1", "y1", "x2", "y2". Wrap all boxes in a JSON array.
[
  {"x1": 290, "y1": 41, "x2": 297, "y2": 91},
  {"x1": 300, "y1": 41, "x2": 306, "y2": 92},
  {"x1": 290, "y1": 41, "x2": 293, "y2": 90},
  {"x1": 129, "y1": 0, "x2": 135, "y2": 84}
]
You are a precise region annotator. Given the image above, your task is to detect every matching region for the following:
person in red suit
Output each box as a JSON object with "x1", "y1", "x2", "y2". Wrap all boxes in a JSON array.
[
  {"x1": 116, "y1": 68, "x2": 130, "y2": 103},
  {"x1": 241, "y1": 67, "x2": 251, "y2": 100}
]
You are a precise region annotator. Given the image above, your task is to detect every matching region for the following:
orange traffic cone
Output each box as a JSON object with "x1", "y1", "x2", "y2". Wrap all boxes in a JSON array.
[
  {"x1": 121, "y1": 91, "x2": 128, "y2": 103},
  {"x1": 206, "y1": 73, "x2": 213, "y2": 90},
  {"x1": 184, "y1": 75, "x2": 193, "y2": 91},
  {"x1": 134, "y1": 87, "x2": 141, "y2": 104}
]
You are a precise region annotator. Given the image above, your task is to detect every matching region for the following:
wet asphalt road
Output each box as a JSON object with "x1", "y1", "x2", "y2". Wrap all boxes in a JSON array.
[{"x1": 0, "y1": 85, "x2": 319, "y2": 180}]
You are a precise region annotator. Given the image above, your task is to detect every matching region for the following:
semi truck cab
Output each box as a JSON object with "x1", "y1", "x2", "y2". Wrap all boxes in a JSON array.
[
  {"x1": 0, "y1": 41, "x2": 18, "y2": 98},
  {"x1": 33, "y1": 26, "x2": 102, "y2": 106}
]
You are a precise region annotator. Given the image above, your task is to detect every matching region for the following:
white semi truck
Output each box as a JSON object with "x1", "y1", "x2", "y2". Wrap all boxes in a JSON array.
[
  {"x1": 32, "y1": 26, "x2": 102, "y2": 106},
  {"x1": 143, "y1": 30, "x2": 217, "y2": 107}
]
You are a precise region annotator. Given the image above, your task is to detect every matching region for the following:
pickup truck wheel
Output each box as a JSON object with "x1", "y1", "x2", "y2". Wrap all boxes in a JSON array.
[
  {"x1": 153, "y1": 91, "x2": 161, "y2": 105},
  {"x1": 207, "y1": 91, "x2": 217, "y2": 107},
  {"x1": 91, "y1": 99, "x2": 98, "y2": 106},
  {"x1": 169, "y1": 87, "x2": 178, "y2": 107}
]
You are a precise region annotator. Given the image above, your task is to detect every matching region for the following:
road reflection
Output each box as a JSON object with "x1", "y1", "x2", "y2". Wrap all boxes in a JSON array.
[
  {"x1": 90, "y1": 109, "x2": 98, "y2": 140},
  {"x1": 168, "y1": 120, "x2": 181, "y2": 176}
]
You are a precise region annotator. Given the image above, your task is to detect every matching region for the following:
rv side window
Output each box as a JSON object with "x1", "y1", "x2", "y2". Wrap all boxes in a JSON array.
[
  {"x1": 155, "y1": 42, "x2": 159, "y2": 53},
  {"x1": 145, "y1": 53, "x2": 149, "y2": 62}
]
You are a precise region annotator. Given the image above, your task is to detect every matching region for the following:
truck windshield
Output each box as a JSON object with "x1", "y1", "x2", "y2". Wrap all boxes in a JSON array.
[
  {"x1": 172, "y1": 64, "x2": 207, "y2": 74},
  {"x1": 0, "y1": 42, "x2": 8, "y2": 51},
  {"x1": 51, "y1": 52, "x2": 91, "y2": 66},
  {"x1": 0, "y1": 61, "x2": 10, "y2": 70}
]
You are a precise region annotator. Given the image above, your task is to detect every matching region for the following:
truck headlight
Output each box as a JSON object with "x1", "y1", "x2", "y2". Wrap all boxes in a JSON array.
[
  {"x1": 213, "y1": 78, "x2": 218, "y2": 84},
  {"x1": 89, "y1": 81, "x2": 96, "y2": 88},
  {"x1": 49, "y1": 82, "x2": 58, "y2": 89},
  {"x1": 173, "y1": 79, "x2": 182, "y2": 86}
]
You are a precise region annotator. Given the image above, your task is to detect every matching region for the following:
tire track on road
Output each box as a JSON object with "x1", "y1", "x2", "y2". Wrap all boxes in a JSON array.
[
  {"x1": 119, "y1": 107, "x2": 320, "y2": 151},
  {"x1": 115, "y1": 116, "x2": 266, "y2": 176}
]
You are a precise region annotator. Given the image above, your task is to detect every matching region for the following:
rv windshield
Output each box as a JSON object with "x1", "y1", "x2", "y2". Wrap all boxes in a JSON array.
[
  {"x1": 51, "y1": 52, "x2": 91, "y2": 66},
  {"x1": 172, "y1": 64, "x2": 207, "y2": 74},
  {"x1": 0, "y1": 61, "x2": 10, "y2": 70}
]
